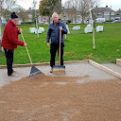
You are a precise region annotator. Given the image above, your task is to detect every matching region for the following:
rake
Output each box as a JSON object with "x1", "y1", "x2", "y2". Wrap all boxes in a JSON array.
[{"x1": 21, "y1": 30, "x2": 42, "y2": 76}]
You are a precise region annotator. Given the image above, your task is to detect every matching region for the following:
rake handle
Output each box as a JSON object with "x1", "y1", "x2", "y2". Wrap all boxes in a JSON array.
[{"x1": 21, "y1": 31, "x2": 33, "y2": 65}]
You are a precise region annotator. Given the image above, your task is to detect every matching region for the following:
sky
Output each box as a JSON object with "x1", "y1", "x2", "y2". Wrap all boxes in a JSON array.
[
  {"x1": 17, "y1": 0, "x2": 121, "y2": 11},
  {"x1": 101, "y1": 0, "x2": 121, "y2": 10}
]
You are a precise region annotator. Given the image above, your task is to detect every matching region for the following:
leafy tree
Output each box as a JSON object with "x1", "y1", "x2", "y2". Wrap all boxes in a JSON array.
[{"x1": 39, "y1": 0, "x2": 62, "y2": 23}]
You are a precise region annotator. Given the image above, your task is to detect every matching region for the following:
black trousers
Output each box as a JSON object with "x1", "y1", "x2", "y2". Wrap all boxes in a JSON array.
[
  {"x1": 50, "y1": 43, "x2": 64, "y2": 67},
  {"x1": 4, "y1": 49, "x2": 14, "y2": 75}
]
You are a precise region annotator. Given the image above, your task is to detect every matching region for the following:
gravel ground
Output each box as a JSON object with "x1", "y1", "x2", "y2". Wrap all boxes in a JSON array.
[{"x1": 0, "y1": 74, "x2": 121, "y2": 121}]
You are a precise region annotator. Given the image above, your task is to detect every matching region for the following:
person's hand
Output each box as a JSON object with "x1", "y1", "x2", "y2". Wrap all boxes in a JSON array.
[
  {"x1": 59, "y1": 26, "x2": 63, "y2": 31},
  {"x1": 47, "y1": 42, "x2": 50, "y2": 47},
  {"x1": 1, "y1": 47, "x2": 4, "y2": 52},
  {"x1": 18, "y1": 28, "x2": 22, "y2": 33},
  {"x1": 23, "y1": 42, "x2": 26, "y2": 47}
]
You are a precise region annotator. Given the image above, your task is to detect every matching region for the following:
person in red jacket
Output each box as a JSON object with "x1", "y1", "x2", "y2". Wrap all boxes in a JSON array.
[{"x1": 1, "y1": 12, "x2": 26, "y2": 76}]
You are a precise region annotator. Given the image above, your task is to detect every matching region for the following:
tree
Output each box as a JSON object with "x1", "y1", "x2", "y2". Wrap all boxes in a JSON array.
[
  {"x1": 39, "y1": 0, "x2": 62, "y2": 23},
  {"x1": 75, "y1": 0, "x2": 100, "y2": 48},
  {"x1": 63, "y1": 0, "x2": 77, "y2": 22},
  {"x1": 53, "y1": 0, "x2": 62, "y2": 14},
  {"x1": 0, "y1": 0, "x2": 17, "y2": 51},
  {"x1": 4, "y1": 0, "x2": 16, "y2": 11},
  {"x1": 0, "y1": 0, "x2": 5, "y2": 52},
  {"x1": 63, "y1": 0, "x2": 100, "y2": 24},
  {"x1": 0, "y1": 0, "x2": 4, "y2": 17},
  {"x1": 18, "y1": 8, "x2": 30, "y2": 22},
  {"x1": 0, "y1": 0, "x2": 17, "y2": 14}
]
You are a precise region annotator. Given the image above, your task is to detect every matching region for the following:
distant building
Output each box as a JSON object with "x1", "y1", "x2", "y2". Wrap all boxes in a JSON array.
[
  {"x1": 62, "y1": 6, "x2": 117, "y2": 23},
  {"x1": 38, "y1": 16, "x2": 49, "y2": 24},
  {"x1": 62, "y1": 8, "x2": 82, "y2": 24},
  {"x1": 92, "y1": 6, "x2": 115, "y2": 21},
  {"x1": 115, "y1": 9, "x2": 121, "y2": 18}
]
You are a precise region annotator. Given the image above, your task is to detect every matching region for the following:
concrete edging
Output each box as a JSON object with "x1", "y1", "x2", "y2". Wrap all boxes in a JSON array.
[
  {"x1": 116, "y1": 59, "x2": 121, "y2": 66},
  {"x1": 89, "y1": 59, "x2": 121, "y2": 79},
  {"x1": 0, "y1": 60, "x2": 88, "y2": 69},
  {"x1": 1, "y1": 59, "x2": 121, "y2": 79}
]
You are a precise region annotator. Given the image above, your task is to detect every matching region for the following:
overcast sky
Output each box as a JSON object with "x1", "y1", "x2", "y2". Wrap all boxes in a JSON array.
[
  {"x1": 101, "y1": 0, "x2": 121, "y2": 10},
  {"x1": 17, "y1": 0, "x2": 121, "y2": 11}
]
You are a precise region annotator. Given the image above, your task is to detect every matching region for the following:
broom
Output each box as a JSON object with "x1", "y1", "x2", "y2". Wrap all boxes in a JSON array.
[
  {"x1": 52, "y1": 26, "x2": 65, "y2": 73},
  {"x1": 21, "y1": 30, "x2": 42, "y2": 76}
]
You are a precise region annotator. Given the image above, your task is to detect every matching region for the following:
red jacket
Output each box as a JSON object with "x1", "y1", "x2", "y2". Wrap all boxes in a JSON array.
[{"x1": 1, "y1": 20, "x2": 24, "y2": 50}]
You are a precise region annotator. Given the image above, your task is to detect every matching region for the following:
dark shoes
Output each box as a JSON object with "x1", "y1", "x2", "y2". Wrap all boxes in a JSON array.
[
  {"x1": 8, "y1": 73, "x2": 13, "y2": 76},
  {"x1": 8, "y1": 70, "x2": 15, "y2": 76},
  {"x1": 63, "y1": 65, "x2": 65, "y2": 68}
]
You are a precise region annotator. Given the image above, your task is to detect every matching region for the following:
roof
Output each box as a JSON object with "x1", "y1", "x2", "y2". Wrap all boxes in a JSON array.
[
  {"x1": 116, "y1": 9, "x2": 121, "y2": 13},
  {"x1": 92, "y1": 6, "x2": 115, "y2": 13}
]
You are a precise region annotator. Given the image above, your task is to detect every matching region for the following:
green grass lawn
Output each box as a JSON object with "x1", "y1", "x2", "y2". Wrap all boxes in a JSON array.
[{"x1": 0, "y1": 23, "x2": 121, "y2": 65}]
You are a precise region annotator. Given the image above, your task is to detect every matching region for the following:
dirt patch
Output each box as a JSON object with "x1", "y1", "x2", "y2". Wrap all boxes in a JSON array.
[{"x1": 0, "y1": 74, "x2": 121, "y2": 121}]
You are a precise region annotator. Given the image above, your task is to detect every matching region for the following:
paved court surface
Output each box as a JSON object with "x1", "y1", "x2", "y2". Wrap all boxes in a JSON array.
[{"x1": 0, "y1": 62, "x2": 118, "y2": 87}]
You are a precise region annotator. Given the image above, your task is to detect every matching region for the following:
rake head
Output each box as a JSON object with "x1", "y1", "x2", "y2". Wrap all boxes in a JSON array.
[{"x1": 29, "y1": 66, "x2": 43, "y2": 77}]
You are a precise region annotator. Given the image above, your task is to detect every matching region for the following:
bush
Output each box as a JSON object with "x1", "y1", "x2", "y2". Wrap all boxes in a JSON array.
[
  {"x1": 105, "y1": 20, "x2": 113, "y2": 23},
  {"x1": 67, "y1": 20, "x2": 71, "y2": 24}
]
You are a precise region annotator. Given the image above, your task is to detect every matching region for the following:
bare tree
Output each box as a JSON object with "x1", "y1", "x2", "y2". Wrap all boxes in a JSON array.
[
  {"x1": 63, "y1": 0, "x2": 100, "y2": 23},
  {"x1": 63, "y1": 0, "x2": 77, "y2": 22},
  {"x1": 76, "y1": 0, "x2": 100, "y2": 48},
  {"x1": 73, "y1": 0, "x2": 99, "y2": 23},
  {"x1": 63, "y1": 0, "x2": 100, "y2": 49},
  {"x1": 4, "y1": 0, "x2": 16, "y2": 11},
  {"x1": 0, "y1": 0, "x2": 17, "y2": 51},
  {"x1": 53, "y1": 0, "x2": 62, "y2": 14},
  {"x1": 0, "y1": 0, "x2": 17, "y2": 14},
  {"x1": 0, "y1": 0, "x2": 5, "y2": 51},
  {"x1": 18, "y1": 8, "x2": 30, "y2": 22},
  {"x1": 0, "y1": 0, "x2": 4, "y2": 16},
  {"x1": 39, "y1": 0, "x2": 62, "y2": 23}
]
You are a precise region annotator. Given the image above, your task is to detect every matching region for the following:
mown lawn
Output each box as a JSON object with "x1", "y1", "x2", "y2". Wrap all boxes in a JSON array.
[{"x1": 0, "y1": 23, "x2": 121, "y2": 65}]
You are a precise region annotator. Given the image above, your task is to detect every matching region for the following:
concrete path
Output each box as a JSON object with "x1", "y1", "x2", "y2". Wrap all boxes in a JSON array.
[
  {"x1": 0, "y1": 67, "x2": 30, "y2": 87},
  {"x1": 0, "y1": 61, "x2": 118, "y2": 87},
  {"x1": 103, "y1": 63, "x2": 121, "y2": 74}
]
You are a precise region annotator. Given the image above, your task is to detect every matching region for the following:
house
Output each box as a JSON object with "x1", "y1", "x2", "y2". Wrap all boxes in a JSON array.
[
  {"x1": 62, "y1": 6, "x2": 116, "y2": 24},
  {"x1": 62, "y1": 8, "x2": 82, "y2": 24},
  {"x1": 38, "y1": 16, "x2": 49, "y2": 24},
  {"x1": 92, "y1": 6, "x2": 115, "y2": 21},
  {"x1": 115, "y1": 9, "x2": 121, "y2": 18}
]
